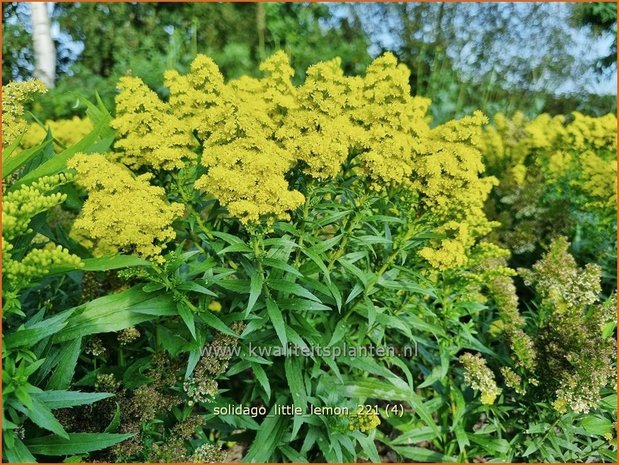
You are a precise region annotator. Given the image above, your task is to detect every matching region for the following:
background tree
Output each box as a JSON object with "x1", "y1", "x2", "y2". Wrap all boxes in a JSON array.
[
  {"x1": 3, "y1": 2, "x2": 370, "y2": 119},
  {"x1": 358, "y1": 2, "x2": 616, "y2": 121},
  {"x1": 30, "y1": 2, "x2": 55, "y2": 87},
  {"x1": 572, "y1": 2, "x2": 617, "y2": 74},
  {"x1": 2, "y1": 2, "x2": 33, "y2": 83},
  {"x1": 2, "y1": 1, "x2": 615, "y2": 122}
]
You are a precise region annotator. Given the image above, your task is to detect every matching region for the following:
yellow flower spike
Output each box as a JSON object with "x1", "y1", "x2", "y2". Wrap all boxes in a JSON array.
[
  {"x1": 481, "y1": 111, "x2": 616, "y2": 217},
  {"x1": 2, "y1": 173, "x2": 83, "y2": 288},
  {"x1": 195, "y1": 138, "x2": 305, "y2": 225},
  {"x1": 488, "y1": 319, "x2": 505, "y2": 337},
  {"x1": 510, "y1": 164, "x2": 527, "y2": 186},
  {"x1": 566, "y1": 112, "x2": 617, "y2": 151},
  {"x1": 259, "y1": 50, "x2": 298, "y2": 122},
  {"x1": 580, "y1": 151, "x2": 617, "y2": 210},
  {"x1": 354, "y1": 53, "x2": 432, "y2": 189},
  {"x1": 547, "y1": 150, "x2": 572, "y2": 180},
  {"x1": 165, "y1": 54, "x2": 232, "y2": 143},
  {"x1": 480, "y1": 391, "x2": 498, "y2": 405},
  {"x1": 347, "y1": 409, "x2": 381, "y2": 433},
  {"x1": 2, "y1": 80, "x2": 47, "y2": 148}
]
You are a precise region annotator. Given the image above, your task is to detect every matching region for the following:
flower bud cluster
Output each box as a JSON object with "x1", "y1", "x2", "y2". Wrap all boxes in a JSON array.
[
  {"x1": 2, "y1": 174, "x2": 83, "y2": 290},
  {"x1": 520, "y1": 238, "x2": 616, "y2": 414},
  {"x1": 347, "y1": 409, "x2": 381, "y2": 432},
  {"x1": 2, "y1": 80, "x2": 47, "y2": 148}
]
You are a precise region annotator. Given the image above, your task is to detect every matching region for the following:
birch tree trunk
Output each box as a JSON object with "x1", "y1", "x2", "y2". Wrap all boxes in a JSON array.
[
  {"x1": 256, "y1": 3, "x2": 266, "y2": 60},
  {"x1": 30, "y1": 2, "x2": 55, "y2": 88}
]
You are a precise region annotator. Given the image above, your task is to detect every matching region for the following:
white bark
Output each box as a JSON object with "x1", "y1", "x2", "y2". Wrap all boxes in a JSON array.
[{"x1": 30, "y1": 2, "x2": 55, "y2": 88}]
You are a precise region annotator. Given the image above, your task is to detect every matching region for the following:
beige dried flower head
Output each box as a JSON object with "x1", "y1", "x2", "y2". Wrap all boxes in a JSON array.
[
  {"x1": 85, "y1": 336, "x2": 107, "y2": 357},
  {"x1": 500, "y1": 366, "x2": 525, "y2": 395},
  {"x1": 118, "y1": 327, "x2": 141, "y2": 345},
  {"x1": 191, "y1": 444, "x2": 226, "y2": 463},
  {"x1": 521, "y1": 238, "x2": 616, "y2": 414},
  {"x1": 460, "y1": 352, "x2": 502, "y2": 405},
  {"x1": 95, "y1": 373, "x2": 120, "y2": 392}
]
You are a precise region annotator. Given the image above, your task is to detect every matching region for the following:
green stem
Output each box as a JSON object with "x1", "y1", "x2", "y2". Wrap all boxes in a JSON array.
[
  {"x1": 190, "y1": 233, "x2": 208, "y2": 255},
  {"x1": 293, "y1": 190, "x2": 313, "y2": 268},
  {"x1": 251, "y1": 233, "x2": 271, "y2": 299},
  {"x1": 191, "y1": 206, "x2": 215, "y2": 241},
  {"x1": 540, "y1": 416, "x2": 562, "y2": 444},
  {"x1": 327, "y1": 194, "x2": 368, "y2": 270},
  {"x1": 365, "y1": 222, "x2": 417, "y2": 296},
  {"x1": 365, "y1": 292, "x2": 414, "y2": 334},
  {"x1": 174, "y1": 173, "x2": 214, "y2": 242}
]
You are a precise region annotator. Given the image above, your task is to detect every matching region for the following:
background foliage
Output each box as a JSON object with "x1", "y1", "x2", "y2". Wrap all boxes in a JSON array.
[{"x1": 2, "y1": 2, "x2": 617, "y2": 122}]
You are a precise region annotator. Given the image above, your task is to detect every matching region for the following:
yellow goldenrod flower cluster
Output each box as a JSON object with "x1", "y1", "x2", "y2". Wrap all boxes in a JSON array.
[
  {"x1": 459, "y1": 352, "x2": 502, "y2": 405},
  {"x1": 2, "y1": 80, "x2": 47, "y2": 148},
  {"x1": 5, "y1": 244, "x2": 83, "y2": 281},
  {"x1": 565, "y1": 112, "x2": 617, "y2": 150},
  {"x1": 20, "y1": 116, "x2": 94, "y2": 150},
  {"x1": 481, "y1": 111, "x2": 616, "y2": 262},
  {"x1": 279, "y1": 57, "x2": 363, "y2": 180},
  {"x1": 347, "y1": 409, "x2": 381, "y2": 432},
  {"x1": 164, "y1": 54, "x2": 230, "y2": 141},
  {"x1": 415, "y1": 113, "x2": 499, "y2": 269},
  {"x1": 522, "y1": 113, "x2": 566, "y2": 151},
  {"x1": 68, "y1": 153, "x2": 184, "y2": 262},
  {"x1": 195, "y1": 137, "x2": 305, "y2": 224},
  {"x1": 256, "y1": 50, "x2": 297, "y2": 124},
  {"x1": 112, "y1": 76, "x2": 196, "y2": 170},
  {"x1": 482, "y1": 111, "x2": 616, "y2": 211},
  {"x1": 207, "y1": 300, "x2": 222, "y2": 312},
  {"x1": 354, "y1": 54, "x2": 431, "y2": 189},
  {"x1": 111, "y1": 52, "x2": 497, "y2": 269},
  {"x1": 2, "y1": 174, "x2": 83, "y2": 289},
  {"x1": 3, "y1": 174, "x2": 72, "y2": 240},
  {"x1": 580, "y1": 151, "x2": 617, "y2": 210},
  {"x1": 165, "y1": 53, "x2": 304, "y2": 223}
]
